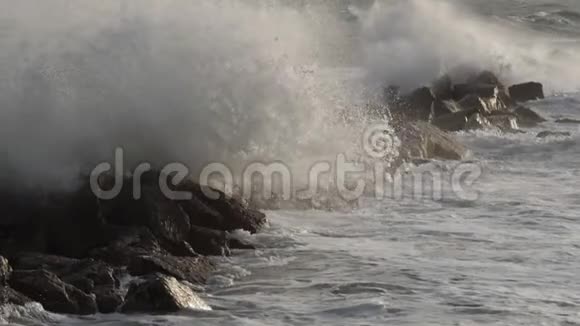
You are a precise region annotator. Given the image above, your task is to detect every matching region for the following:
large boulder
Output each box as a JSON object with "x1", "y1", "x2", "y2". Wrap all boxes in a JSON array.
[
  {"x1": 178, "y1": 182, "x2": 266, "y2": 234},
  {"x1": 188, "y1": 226, "x2": 229, "y2": 256},
  {"x1": 513, "y1": 106, "x2": 546, "y2": 127},
  {"x1": 9, "y1": 269, "x2": 98, "y2": 315},
  {"x1": 400, "y1": 122, "x2": 470, "y2": 161},
  {"x1": 127, "y1": 254, "x2": 215, "y2": 285},
  {"x1": 121, "y1": 274, "x2": 211, "y2": 313},
  {"x1": 433, "y1": 99, "x2": 462, "y2": 117},
  {"x1": 465, "y1": 113, "x2": 493, "y2": 131},
  {"x1": 508, "y1": 82, "x2": 545, "y2": 102},
  {"x1": 9, "y1": 253, "x2": 123, "y2": 313},
  {"x1": 487, "y1": 114, "x2": 520, "y2": 132},
  {"x1": 432, "y1": 111, "x2": 471, "y2": 132},
  {"x1": 399, "y1": 87, "x2": 435, "y2": 121}
]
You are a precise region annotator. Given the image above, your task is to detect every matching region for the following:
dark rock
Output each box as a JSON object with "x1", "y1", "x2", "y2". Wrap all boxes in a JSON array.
[
  {"x1": 104, "y1": 183, "x2": 191, "y2": 252},
  {"x1": 453, "y1": 83, "x2": 498, "y2": 101},
  {"x1": 127, "y1": 254, "x2": 215, "y2": 285},
  {"x1": 431, "y1": 74, "x2": 453, "y2": 100},
  {"x1": 121, "y1": 274, "x2": 211, "y2": 313},
  {"x1": 12, "y1": 253, "x2": 117, "y2": 291},
  {"x1": 465, "y1": 113, "x2": 493, "y2": 131},
  {"x1": 487, "y1": 114, "x2": 520, "y2": 132},
  {"x1": 401, "y1": 87, "x2": 435, "y2": 121},
  {"x1": 9, "y1": 269, "x2": 98, "y2": 315},
  {"x1": 433, "y1": 100, "x2": 462, "y2": 117},
  {"x1": 43, "y1": 184, "x2": 106, "y2": 258},
  {"x1": 94, "y1": 286, "x2": 124, "y2": 313},
  {"x1": 0, "y1": 256, "x2": 11, "y2": 285},
  {"x1": 555, "y1": 118, "x2": 580, "y2": 124},
  {"x1": 432, "y1": 111, "x2": 471, "y2": 132},
  {"x1": 89, "y1": 227, "x2": 163, "y2": 267},
  {"x1": 178, "y1": 182, "x2": 266, "y2": 234},
  {"x1": 189, "y1": 226, "x2": 229, "y2": 256},
  {"x1": 10, "y1": 253, "x2": 124, "y2": 313},
  {"x1": 457, "y1": 95, "x2": 491, "y2": 115},
  {"x1": 228, "y1": 236, "x2": 257, "y2": 250},
  {"x1": 508, "y1": 82, "x2": 545, "y2": 102},
  {"x1": 537, "y1": 131, "x2": 571, "y2": 138},
  {"x1": 514, "y1": 106, "x2": 546, "y2": 127},
  {"x1": 0, "y1": 286, "x2": 32, "y2": 306}
]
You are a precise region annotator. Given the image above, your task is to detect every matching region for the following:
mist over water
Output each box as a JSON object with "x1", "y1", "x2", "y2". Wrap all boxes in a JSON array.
[
  {"x1": 1, "y1": 0, "x2": 579, "y2": 191},
  {"x1": 0, "y1": 0, "x2": 360, "y2": 190},
  {"x1": 360, "y1": 0, "x2": 580, "y2": 92}
]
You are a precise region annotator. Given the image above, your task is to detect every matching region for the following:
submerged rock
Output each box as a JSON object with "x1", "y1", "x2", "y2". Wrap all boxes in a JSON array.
[
  {"x1": 121, "y1": 274, "x2": 211, "y2": 313},
  {"x1": 537, "y1": 131, "x2": 571, "y2": 138},
  {"x1": 555, "y1": 118, "x2": 580, "y2": 124},
  {"x1": 508, "y1": 82, "x2": 545, "y2": 102}
]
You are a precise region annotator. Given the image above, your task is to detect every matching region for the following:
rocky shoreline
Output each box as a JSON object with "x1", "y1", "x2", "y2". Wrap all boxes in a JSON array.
[
  {"x1": 0, "y1": 172, "x2": 266, "y2": 314},
  {"x1": 0, "y1": 70, "x2": 569, "y2": 317}
]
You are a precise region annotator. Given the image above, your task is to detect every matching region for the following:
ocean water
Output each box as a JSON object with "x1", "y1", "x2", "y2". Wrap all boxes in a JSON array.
[{"x1": 2, "y1": 0, "x2": 580, "y2": 325}]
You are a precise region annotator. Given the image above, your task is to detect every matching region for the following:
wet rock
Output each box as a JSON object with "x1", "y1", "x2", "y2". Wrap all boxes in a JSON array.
[
  {"x1": 555, "y1": 118, "x2": 580, "y2": 124},
  {"x1": 9, "y1": 269, "x2": 98, "y2": 315},
  {"x1": 537, "y1": 131, "x2": 571, "y2": 138},
  {"x1": 432, "y1": 111, "x2": 470, "y2": 132},
  {"x1": 189, "y1": 226, "x2": 229, "y2": 256},
  {"x1": 465, "y1": 113, "x2": 493, "y2": 131},
  {"x1": 12, "y1": 254, "x2": 117, "y2": 291},
  {"x1": 401, "y1": 122, "x2": 470, "y2": 161},
  {"x1": 508, "y1": 82, "x2": 545, "y2": 102},
  {"x1": 513, "y1": 106, "x2": 546, "y2": 127},
  {"x1": 433, "y1": 100, "x2": 462, "y2": 117},
  {"x1": 127, "y1": 254, "x2": 215, "y2": 285},
  {"x1": 0, "y1": 256, "x2": 11, "y2": 285},
  {"x1": 105, "y1": 183, "x2": 191, "y2": 252},
  {"x1": 178, "y1": 182, "x2": 266, "y2": 233},
  {"x1": 90, "y1": 227, "x2": 163, "y2": 267},
  {"x1": 487, "y1": 114, "x2": 520, "y2": 132},
  {"x1": 457, "y1": 95, "x2": 492, "y2": 115},
  {"x1": 93, "y1": 286, "x2": 124, "y2": 313},
  {"x1": 121, "y1": 274, "x2": 211, "y2": 313},
  {"x1": 0, "y1": 286, "x2": 32, "y2": 306}
]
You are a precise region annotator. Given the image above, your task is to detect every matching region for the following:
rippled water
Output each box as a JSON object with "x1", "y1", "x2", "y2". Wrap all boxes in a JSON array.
[{"x1": 3, "y1": 1, "x2": 580, "y2": 325}]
